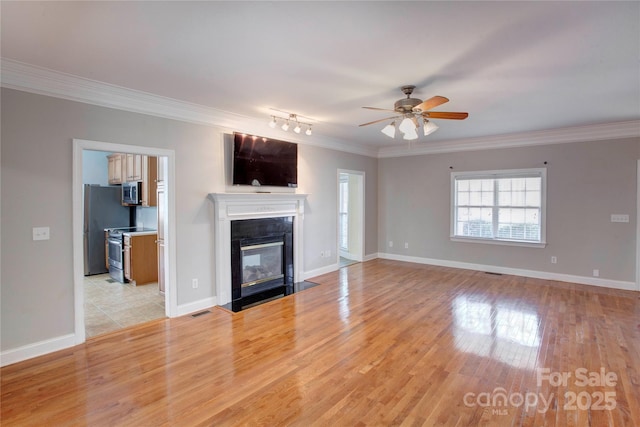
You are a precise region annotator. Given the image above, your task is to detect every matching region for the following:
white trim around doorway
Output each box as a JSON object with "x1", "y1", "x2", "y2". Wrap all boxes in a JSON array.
[
  {"x1": 637, "y1": 159, "x2": 640, "y2": 291},
  {"x1": 72, "y1": 139, "x2": 177, "y2": 344},
  {"x1": 337, "y1": 169, "x2": 365, "y2": 263}
]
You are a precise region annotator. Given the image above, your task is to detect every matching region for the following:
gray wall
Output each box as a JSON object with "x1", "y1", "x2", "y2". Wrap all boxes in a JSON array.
[
  {"x1": 298, "y1": 145, "x2": 378, "y2": 271},
  {"x1": 378, "y1": 138, "x2": 639, "y2": 282},
  {"x1": 0, "y1": 88, "x2": 378, "y2": 352}
]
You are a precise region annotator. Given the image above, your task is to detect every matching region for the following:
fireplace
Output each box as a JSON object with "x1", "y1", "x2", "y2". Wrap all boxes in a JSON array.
[
  {"x1": 230, "y1": 217, "x2": 294, "y2": 311},
  {"x1": 208, "y1": 193, "x2": 307, "y2": 310},
  {"x1": 241, "y1": 241, "x2": 284, "y2": 286}
]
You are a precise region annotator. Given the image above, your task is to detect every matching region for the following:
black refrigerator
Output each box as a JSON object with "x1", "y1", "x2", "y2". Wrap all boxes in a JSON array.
[{"x1": 83, "y1": 185, "x2": 131, "y2": 276}]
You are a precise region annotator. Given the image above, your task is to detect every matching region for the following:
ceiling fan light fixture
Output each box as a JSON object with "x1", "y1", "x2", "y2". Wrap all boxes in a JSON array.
[
  {"x1": 381, "y1": 121, "x2": 396, "y2": 138},
  {"x1": 423, "y1": 120, "x2": 439, "y2": 136},
  {"x1": 398, "y1": 117, "x2": 416, "y2": 134},
  {"x1": 402, "y1": 127, "x2": 419, "y2": 140}
]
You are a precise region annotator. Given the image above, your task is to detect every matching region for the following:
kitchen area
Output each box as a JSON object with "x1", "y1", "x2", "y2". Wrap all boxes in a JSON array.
[{"x1": 83, "y1": 150, "x2": 166, "y2": 337}]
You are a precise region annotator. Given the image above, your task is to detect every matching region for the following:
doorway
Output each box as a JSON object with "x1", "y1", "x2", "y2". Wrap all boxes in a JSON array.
[
  {"x1": 637, "y1": 159, "x2": 640, "y2": 291},
  {"x1": 73, "y1": 139, "x2": 176, "y2": 344},
  {"x1": 338, "y1": 170, "x2": 365, "y2": 267}
]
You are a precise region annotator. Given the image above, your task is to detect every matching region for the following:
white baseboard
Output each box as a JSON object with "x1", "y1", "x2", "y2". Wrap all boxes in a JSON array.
[
  {"x1": 378, "y1": 253, "x2": 637, "y2": 291},
  {"x1": 0, "y1": 333, "x2": 76, "y2": 367},
  {"x1": 303, "y1": 262, "x2": 340, "y2": 281},
  {"x1": 175, "y1": 296, "x2": 218, "y2": 317},
  {"x1": 363, "y1": 253, "x2": 379, "y2": 262}
]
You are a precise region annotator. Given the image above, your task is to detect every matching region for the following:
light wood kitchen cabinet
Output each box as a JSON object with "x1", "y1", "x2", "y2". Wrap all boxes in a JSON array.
[
  {"x1": 126, "y1": 153, "x2": 143, "y2": 181},
  {"x1": 107, "y1": 153, "x2": 125, "y2": 184},
  {"x1": 140, "y1": 155, "x2": 158, "y2": 207},
  {"x1": 123, "y1": 233, "x2": 158, "y2": 285}
]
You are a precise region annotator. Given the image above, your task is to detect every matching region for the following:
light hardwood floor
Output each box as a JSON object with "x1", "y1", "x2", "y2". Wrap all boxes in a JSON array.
[{"x1": 2, "y1": 259, "x2": 639, "y2": 426}]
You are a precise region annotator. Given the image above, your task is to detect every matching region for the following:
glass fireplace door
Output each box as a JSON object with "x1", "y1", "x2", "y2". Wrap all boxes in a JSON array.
[{"x1": 240, "y1": 241, "x2": 284, "y2": 287}]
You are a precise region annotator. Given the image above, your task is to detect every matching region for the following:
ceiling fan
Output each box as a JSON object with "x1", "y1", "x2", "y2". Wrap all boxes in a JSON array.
[{"x1": 359, "y1": 85, "x2": 468, "y2": 140}]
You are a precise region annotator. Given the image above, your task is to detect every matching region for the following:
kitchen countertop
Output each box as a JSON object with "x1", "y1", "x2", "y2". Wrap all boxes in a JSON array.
[
  {"x1": 122, "y1": 230, "x2": 157, "y2": 237},
  {"x1": 105, "y1": 226, "x2": 157, "y2": 236}
]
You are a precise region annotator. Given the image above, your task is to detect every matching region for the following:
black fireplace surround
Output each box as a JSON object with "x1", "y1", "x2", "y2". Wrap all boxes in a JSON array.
[{"x1": 230, "y1": 217, "x2": 294, "y2": 312}]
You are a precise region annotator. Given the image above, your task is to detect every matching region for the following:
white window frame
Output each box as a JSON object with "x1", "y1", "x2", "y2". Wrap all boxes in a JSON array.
[
  {"x1": 339, "y1": 174, "x2": 349, "y2": 251},
  {"x1": 450, "y1": 168, "x2": 547, "y2": 248}
]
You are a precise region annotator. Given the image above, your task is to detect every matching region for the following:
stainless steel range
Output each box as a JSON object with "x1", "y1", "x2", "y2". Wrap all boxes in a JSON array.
[{"x1": 107, "y1": 228, "x2": 127, "y2": 283}]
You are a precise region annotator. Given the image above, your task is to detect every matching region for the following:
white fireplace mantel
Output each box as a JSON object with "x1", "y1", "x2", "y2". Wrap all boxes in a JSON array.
[{"x1": 208, "y1": 192, "x2": 308, "y2": 306}]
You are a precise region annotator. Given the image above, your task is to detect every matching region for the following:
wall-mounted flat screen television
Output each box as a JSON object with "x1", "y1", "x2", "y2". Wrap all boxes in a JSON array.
[{"x1": 232, "y1": 133, "x2": 298, "y2": 188}]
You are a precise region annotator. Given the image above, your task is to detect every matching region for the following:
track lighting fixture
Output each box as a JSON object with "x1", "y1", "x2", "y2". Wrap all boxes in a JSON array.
[{"x1": 267, "y1": 111, "x2": 315, "y2": 136}]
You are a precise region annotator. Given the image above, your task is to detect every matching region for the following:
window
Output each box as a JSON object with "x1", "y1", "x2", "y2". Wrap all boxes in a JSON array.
[
  {"x1": 451, "y1": 168, "x2": 546, "y2": 247},
  {"x1": 339, "y1": 174, "x2": 349, "y2": 251}
]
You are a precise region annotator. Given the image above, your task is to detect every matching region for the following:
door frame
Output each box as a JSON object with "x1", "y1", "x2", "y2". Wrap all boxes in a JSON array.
[
  {"x1": 637, "y1": 159, "x2": 640, "y2": 291},
  {"x1": 337, "y1": 169, "x2": 365, "y2": 263},
  {"x1": 72, "y1": 139, "x2": 177, "y2": 344}
]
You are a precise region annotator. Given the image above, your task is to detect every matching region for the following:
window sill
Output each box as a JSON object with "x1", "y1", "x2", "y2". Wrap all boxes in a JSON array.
[{"x1": 450, "y1": 236, "x2": 547, "y2": 248}]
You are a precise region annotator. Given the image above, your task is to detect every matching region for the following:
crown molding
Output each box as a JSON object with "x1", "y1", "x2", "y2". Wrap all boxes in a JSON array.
[
  {"x1": 377, "y1": 120, "x2": 640, "y2": 158},
  {"x1": 0, "y1": 58, "x2": 378, "y2": 158},
  {"x1": 2, "y1": 59, "x2": 636, "y2": 159}
]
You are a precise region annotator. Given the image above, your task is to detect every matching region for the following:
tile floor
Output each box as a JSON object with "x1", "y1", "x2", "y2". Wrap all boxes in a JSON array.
[{"x1": 84, "y1": 273, "x2": 165, "y2": 338}]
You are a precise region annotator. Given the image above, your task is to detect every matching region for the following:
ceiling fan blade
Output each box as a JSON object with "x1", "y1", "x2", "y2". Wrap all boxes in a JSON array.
[
  {"x1": 362, "y1": 106, "x2": 398, "y2": 113},
  {"x1": 413, "y1": 96, "x2": 449, "y2": 112},
  {"x1": 423, "y1": 111, "x2": 469, "y2": 120},
  {"x1": 358, "y1": 116, "x2": 399, "y2": 127}
]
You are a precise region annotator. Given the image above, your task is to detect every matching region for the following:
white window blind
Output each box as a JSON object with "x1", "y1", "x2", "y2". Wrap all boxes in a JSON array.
[{"x1": 451, "y1": 169, "x2": 546, "y2": 247}]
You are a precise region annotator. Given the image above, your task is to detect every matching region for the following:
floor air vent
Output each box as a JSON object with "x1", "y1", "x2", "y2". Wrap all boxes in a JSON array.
[
  {"x1": 485, "y1": 272, "x2": 503, "y2": 276},
  {"x1": 191, "y1": 310, "x2": 211, "y2": 317}
]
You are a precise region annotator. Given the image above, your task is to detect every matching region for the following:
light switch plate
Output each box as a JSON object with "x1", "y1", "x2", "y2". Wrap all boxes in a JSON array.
[
  {"x1": 33, "y1": 226, "x2": 50, "y2": 241},
  {"x1": 611, "y1": 214, "x2": 629, "y2": 223}
]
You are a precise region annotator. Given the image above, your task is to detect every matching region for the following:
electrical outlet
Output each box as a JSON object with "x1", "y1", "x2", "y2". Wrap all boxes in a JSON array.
[
  {"x1": 551, "y1": 256, "x2": 557, "y2": 264},
  {"x1": 593, "y1": 269, "x2": 599, "y2": 277},
  {"x1": 610, "y1": 214, "x2": 629, "y2": 223},
  {"x1": 32, "y1": 226, "x2": 50, "y2": 241},
  {"x1": 404, "y1": 242, "x2": 409, "y2": 249},
  {"x1": 389, "y1": 241, "x2": 393, "y2": 248},
  {"x1": 192, "y1": 278, "x2": 199, "y2": 289},
  {"x1": 320, "y1": 251, "x2": 325, "y2": 258}
]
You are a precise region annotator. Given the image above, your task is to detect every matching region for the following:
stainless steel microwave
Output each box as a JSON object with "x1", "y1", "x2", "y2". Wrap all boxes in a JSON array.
[{"x1": 122, "y1": 182, "x2": 142, "y2": 205}]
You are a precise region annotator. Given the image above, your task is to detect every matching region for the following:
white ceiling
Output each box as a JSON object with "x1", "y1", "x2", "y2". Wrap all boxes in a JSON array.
[{"x1": 2, "y1": 1, "x2": 639, "y2": 153}]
